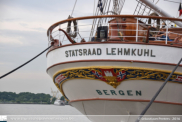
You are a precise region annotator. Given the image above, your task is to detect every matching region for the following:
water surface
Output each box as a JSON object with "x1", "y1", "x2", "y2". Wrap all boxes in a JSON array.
[{"x1": 0, "y1": 104, "x2": 90, "y2": 122}]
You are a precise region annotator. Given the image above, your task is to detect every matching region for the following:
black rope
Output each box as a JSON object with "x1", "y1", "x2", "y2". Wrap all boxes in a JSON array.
[
  {"x1": 0, "y1": 45, "x2": 52, "y2": 79},
  {"x1": 136, "y1": 57, "x2": 182, "y2": 122}
]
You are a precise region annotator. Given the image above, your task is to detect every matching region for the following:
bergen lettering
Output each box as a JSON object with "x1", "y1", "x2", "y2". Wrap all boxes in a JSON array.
[
  {"x1": 65, "y1": 48, "x2": 156, "y2": 57},
  {"x1": 96, "y1": 90, "x2": 142, "y2": 96}
]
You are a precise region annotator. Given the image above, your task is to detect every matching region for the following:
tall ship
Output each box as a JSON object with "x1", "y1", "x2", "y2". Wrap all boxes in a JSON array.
[{"x1": 46, "y1": 0, "x2": 182, "y2": 121}]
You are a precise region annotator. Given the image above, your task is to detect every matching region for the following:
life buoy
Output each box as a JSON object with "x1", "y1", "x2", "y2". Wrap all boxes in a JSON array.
[{"x1": 66, "y1": 15, "x2": 77, "y2": 38}]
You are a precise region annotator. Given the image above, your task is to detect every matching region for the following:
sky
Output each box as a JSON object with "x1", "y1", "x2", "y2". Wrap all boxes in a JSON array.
[{"x1": 0, "y1": 0, "x2": 180, "y2": 95}]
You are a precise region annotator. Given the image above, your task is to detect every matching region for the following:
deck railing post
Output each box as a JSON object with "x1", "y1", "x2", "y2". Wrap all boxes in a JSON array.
[
  {"x1": 136, "y1": 18, "x2": 139, "y2": 42},
  {"x1": 111, "y1": 24, "x2": 112, "y2": 39},
  {"x1": 48, "y1": 30, "x2": 50, "y2": 46},
  {"x1": 166, "y1": 20, "x2": 168, "y2": 44},
  {"x1": 59, "y1": 25, "x2": 61, "y2": 46}
]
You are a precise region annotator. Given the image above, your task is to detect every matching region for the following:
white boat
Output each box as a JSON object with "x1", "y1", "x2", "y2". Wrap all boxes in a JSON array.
[
  {"x1": 46, "y1": 0, "x2": 182, "y2": 121},
  {"x1": 54, "y1": 99, "x2": 65, "y2": 106}
]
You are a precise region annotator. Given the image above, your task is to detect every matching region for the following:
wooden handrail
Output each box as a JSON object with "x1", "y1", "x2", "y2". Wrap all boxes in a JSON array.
[{"x1": 47, "y1": 15, "x2": 182, "y2": 43}]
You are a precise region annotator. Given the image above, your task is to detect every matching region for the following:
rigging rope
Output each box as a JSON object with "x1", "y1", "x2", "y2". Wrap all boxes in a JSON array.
[
  {"x1": 90, "y1": 0, "x2": 126, "y2": 39},
  {"x1": 93, "y1": 0, "x2": 95, "y2": 15},
  {"x1": 136, "y1": 58, "x2": 182, "y2": 122},
  {"x1": 0, "y1": 45, "x2": 52, "y2": 79},
  {"x1": 71, "y1": 0, "x2": 77, "y2": 16},
  {"x1": 62, "y1": 0, "x2": 77, "y2": 44}
]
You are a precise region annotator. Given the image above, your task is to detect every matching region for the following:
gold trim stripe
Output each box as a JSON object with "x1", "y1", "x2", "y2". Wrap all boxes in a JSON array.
[{"x1": 52, "y1": 66, "x2": 182, "y2": 101}]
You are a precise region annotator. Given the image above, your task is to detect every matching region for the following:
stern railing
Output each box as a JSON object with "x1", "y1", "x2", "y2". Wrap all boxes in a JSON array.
[{"x1": 47, "y1": 15, "x2": 182, "y2": 47}]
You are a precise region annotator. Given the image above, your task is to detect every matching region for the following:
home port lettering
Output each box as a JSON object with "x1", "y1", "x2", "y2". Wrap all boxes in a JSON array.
[
  {"x1": 96, "y1": 90, "x2": 142, "y2": 96},
  {"x1": 65, "y1": 48, "x2": 155, "y2": 57}
]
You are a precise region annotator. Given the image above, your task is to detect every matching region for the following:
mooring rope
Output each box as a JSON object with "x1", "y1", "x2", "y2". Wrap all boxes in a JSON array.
[{"x1": 0, "y1": 45, "x2": 52, "y2": 79}]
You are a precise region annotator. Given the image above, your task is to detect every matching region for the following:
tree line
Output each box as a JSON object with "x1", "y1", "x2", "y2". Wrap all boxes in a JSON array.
[{"x1": 0, "y1": 92, "x2": 54, "y2": 104}]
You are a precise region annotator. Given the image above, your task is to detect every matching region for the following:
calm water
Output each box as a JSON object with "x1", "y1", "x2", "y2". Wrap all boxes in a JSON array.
[
  {"x1": 0, "y1": 104, "x2": 91, "y2": 122},
  {"x1": 1, "y1": 104, "x2": 180, "y2": 122}
]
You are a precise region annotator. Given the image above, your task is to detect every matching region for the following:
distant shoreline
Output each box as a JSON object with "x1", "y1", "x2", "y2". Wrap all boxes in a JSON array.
[
  {"x1": 0, "y1": 92, "x2": 53, "y2": 104},
  {"x1": 0, "y1": 102, "x2": 51, "y2": 104}
]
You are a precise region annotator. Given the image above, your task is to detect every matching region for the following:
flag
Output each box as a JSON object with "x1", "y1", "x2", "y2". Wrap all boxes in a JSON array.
[
  {"x1": 100, "y1": 69, "x2": 115, "y2": 77},
  {"x1": 179, "y1": 3, "x2": 182, "y2": 16},
  {"x1": 92, "y1": 70, "x2": 105, "y2": 81},
  {"x1": 97, "y1": 0, "x2": 103, "y2": 13},
  {"x1": 174, "y1": 75, "x2": 182, "y2": 82},
  {"x1": 116, "y1": 70, "x2": 126, "y2": 82},
  {"x1": 55, "y1": 74, "x2": 67, "y2": 84}
]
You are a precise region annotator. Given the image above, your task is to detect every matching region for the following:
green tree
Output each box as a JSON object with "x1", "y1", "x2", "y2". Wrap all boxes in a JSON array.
[
  {"x1": 0, "y1": 92, "x2": 51, "y2": 104},
  {"x1": 51, "y1": 97, "x2": 57, "y2": 104},
  {"x1": 60, "y1": 96, "x2": 65, "y2": 101}
]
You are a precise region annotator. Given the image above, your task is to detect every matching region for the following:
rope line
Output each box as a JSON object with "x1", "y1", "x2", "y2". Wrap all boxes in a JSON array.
[
  {"x1": 90, "y1": 0, "x2": 125, "y2": 39},
  {"x1": 71, "y1": 0, "x2": 77, "y2": 16},
  {"x1": 135, "y1": 58, "x2": 182, "y2": 122},
  {"x1": 0, "y1": 45, "x2": 52, "y2": 79}
]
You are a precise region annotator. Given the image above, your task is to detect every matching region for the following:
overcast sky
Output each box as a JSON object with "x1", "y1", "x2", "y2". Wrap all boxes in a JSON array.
[{"x1": 0, "y1": 0, "x2": 180, "y2": 95}]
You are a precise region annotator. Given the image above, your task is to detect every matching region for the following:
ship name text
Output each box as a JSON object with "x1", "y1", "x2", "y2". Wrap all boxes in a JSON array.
[
  {"x1": 65, "y1": 48, "x2": 156, "y2": 57},
  {"x1": 96, "y1": 90, "x2": 142, "y2": 96}
]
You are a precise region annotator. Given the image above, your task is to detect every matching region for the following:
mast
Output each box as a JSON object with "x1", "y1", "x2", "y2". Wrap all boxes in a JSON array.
[{"x1": 139, "y1": 0, "x2": 182, "y2": 27}]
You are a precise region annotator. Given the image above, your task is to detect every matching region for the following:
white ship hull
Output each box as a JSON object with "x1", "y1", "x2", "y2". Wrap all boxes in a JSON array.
[{"x1": 47, "y1": 43, "x2": 182, "y2": 121}]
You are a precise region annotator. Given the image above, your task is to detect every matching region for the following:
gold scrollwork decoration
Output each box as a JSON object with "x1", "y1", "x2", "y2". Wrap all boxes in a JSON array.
[{"x1": 52, "y1": 66, "x2": 182, "y2": 101}]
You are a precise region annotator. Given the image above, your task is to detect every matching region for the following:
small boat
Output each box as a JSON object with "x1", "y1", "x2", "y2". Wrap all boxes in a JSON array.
[
  {"x1": 50, "y1": 89, "x2": 65, "y2": 106},
  {"x1": 46, "y1": 0, "x2": 182, "y2": 121},
  {"x1": 54, "y1": 99, "x2": 65, "y2": 106}
]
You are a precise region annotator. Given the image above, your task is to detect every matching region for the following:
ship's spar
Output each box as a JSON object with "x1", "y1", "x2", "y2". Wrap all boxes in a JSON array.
[{"x1": 139, "y1": 0, "x2": 182, "y2": 27}]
